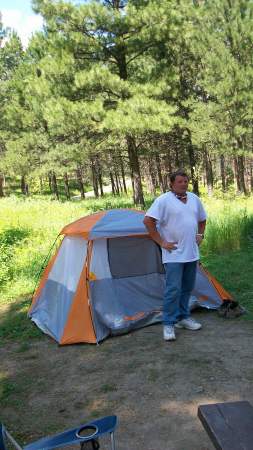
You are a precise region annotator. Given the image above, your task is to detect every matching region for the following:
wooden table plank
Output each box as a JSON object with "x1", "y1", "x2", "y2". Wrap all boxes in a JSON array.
[{"x1": 198, "y1": 401, "x2": 253, "y2": 450}]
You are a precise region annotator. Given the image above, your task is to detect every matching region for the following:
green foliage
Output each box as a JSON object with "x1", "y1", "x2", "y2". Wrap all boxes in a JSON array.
[
  {"x1": 1, "y1": 0, "x2": 253, "y2": 201},
  {"x1": 1, "y1": 0, "x2": 181, "y2": 199},
  {"x1": 0, "y1": 31, "x2": 23, "y2": 81},
  {"x1": 201, "y1": 205, "x2": 253, "y2": 255},
  {"x1": 187, "y1": 0, "x2": 253, "y2": 154},
  {"x1": 0, "y1": 227, "x2": 30, "y2": 286}
]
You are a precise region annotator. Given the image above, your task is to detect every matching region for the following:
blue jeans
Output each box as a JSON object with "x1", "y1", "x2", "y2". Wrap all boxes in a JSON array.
[{"x1": 163, "y1": 261, "x2": 197, "y2": 326}]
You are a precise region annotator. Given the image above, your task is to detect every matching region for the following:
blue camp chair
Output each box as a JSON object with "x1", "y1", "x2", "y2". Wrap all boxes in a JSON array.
[{"x1": 0, "y1": 415, "x2": 117, "y2": 450}]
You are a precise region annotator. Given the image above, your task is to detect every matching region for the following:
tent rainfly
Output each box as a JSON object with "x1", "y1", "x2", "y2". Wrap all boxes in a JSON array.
[{"x1": 29, "y1": 209, "x2": 232, "y2": 344}]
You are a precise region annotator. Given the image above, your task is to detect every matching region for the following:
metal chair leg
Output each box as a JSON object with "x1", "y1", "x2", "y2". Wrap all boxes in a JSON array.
[
  {"x1": 110, "y1": 432, "x2": 116, "y2": 450},
  {"x1": 3, "y1": 427, "x2": 23, "y2": 450}
]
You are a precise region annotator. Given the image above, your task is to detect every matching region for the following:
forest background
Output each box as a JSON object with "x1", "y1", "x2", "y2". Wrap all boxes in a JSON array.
[{"x1": 1, "y1": 0, "x2": 253, "y2": 204}]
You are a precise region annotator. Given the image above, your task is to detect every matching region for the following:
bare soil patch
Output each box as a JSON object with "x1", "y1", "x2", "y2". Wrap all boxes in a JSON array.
[{"x1": 1, "y1": 310, "x2": 253, "y2": 450}]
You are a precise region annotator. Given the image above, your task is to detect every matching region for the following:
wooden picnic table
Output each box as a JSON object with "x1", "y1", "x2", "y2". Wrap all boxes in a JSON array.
[{"x1": 198, "y1": 400, "x2": 253, "y2": 450}]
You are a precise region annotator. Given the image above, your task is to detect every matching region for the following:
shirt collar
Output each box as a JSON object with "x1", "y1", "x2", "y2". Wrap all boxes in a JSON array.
[{"x1": 172, "y1": 191, "x2": 187, "y2": 201}]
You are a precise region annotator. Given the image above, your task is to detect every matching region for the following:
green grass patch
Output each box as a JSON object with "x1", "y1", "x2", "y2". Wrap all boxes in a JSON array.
[
  {"x1": 0, "y1": 372, "x2": 31, "y2": 407},
  {"x1": 202, "y1": 243, "x2": 253, "y2": 319},
  {"x1": 15, "y1": 342, "x2": 31, "y2": 353},
  {"x1": 0, "y1": 297, "x2": 42, "y2": 345},
  {"x1": 201, "y1": 200, "x2": 253, "y2": 255},
  {"x1": 0, "y1": 379, "x2": 18, "y2": 403},
  {"x1": 100, "y1": 383, "x2": 118, "y2": 393},
  {"x1": 147, "y1": 368, "x2": 159, "y2": 382}
]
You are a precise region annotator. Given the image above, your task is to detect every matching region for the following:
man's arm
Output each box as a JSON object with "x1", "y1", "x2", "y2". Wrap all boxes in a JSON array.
[
  {"x1": 198, "y1": 220, "x2": 206, "y2": 234},
  {"x1": 143, "y1": 216, "x2": 177, "y2": 251},
  {"x1": 196, "y1": 219, "x2": 206, "y2": 245}
]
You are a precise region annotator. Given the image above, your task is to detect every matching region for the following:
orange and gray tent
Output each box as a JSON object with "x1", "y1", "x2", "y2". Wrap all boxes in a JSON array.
[{"x1": 29, "y1": 209, "x2": 232, "y2": 345}]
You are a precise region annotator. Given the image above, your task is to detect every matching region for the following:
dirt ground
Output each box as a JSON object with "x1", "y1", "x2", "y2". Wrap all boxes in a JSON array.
[{"x1": 1, "y1": 310, "x2": 253, "y2": 450}]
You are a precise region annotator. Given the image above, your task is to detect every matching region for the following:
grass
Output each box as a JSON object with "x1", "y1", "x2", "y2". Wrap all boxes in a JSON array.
[
  {"x1": 100, "y1": 383, "x2": 118, "y2": 393},
  {"x1": 201, "y1": 245, "x2": 253, "y2": 318},
  {"x1": 0, "y1": 191, "x2": 253, "y2": 344},
  {"x1": 200, "y1": 196, "x2": 253, "y2": 255}
]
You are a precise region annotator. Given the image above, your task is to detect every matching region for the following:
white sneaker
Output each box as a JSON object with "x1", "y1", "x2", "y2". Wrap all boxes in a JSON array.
[
  {"x1": 175, "y1": 318, "x2": 202, "y2": 331},
  {"x1": 163, "y1": 325, "x2": 176, "y2": 341}
]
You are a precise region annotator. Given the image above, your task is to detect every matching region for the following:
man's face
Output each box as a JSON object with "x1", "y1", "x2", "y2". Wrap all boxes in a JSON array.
[{"x1": 171, "y1": 175, "x2": 189, "y2": 194}]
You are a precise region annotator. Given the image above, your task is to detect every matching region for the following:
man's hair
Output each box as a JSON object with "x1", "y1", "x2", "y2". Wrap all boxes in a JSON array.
[{"x1": 169, "y1": 169, "x2": 189, "y2": 183}]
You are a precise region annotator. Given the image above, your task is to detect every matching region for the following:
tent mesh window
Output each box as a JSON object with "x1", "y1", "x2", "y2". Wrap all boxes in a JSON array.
[{"x1": 107, "y1": 236, "x2": 164, "y2": 278}]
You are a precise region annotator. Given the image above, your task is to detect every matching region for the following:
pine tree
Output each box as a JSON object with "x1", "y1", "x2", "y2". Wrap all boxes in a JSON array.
[
  {"x1": 31, "y1": 0, "x2": 177, "y2": 205},
  {"x1": 187, "y1": 0, "x2": 253, "y2": 193},
  {"x1": 0, "y1": 29, "x2": 24, "y2": 196}
]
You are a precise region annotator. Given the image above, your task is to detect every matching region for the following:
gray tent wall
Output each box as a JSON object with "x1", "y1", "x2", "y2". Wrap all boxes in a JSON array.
[{"x1": 88, "y1": 236, "x2": 222, "y2": 342}]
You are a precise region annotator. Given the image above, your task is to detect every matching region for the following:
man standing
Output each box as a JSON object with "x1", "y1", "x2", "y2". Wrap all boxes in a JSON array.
[{"x1": 143, "y1": 170, "x2": 207, "y2": 341}]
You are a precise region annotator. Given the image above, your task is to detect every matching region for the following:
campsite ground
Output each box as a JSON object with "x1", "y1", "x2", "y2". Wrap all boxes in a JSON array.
[{"x1": 1, "y1": 310, "x2": 253, "y2": 450}]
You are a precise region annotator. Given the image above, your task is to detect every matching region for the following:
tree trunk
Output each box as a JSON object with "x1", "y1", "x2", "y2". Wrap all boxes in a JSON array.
[
  {"x1": 118, "y1": 173, "x2": 123, "y2": 193},
  {"x1": 237, "y1": 155, "x2": 247, "y2": 195},
  {"x1": 119, "y1": 154, "x2": 127, "y2": 194},
  {"x1": 220, "y1": 155, "x2": 226, "y2": 192},
  {"x1": 203, "y1": 148, "x2": 213, "y2": 196},
  {"x1": 233, "y1": 156, "x2": 240, "y2": 193},
  {"x1": 131, "y1": 168, "x2": 135, "y2": 194},
  {"x1": 146, "y1": 158, "x2": 156, "y2": 196},
  {"x1": 244, "y1": 158, "x2": 252, "y2": 193},
  {"x1": 21, "y1": 175, "x2": 28, "y2": 195},
  {"x1": 48, "y1": 173, "x2": 53, "y2": 194},
  {"x1": 114, "y1": 170, "x2": 120, "y2": 195},
  {"x1": 0, "y1": 173, "x2": 4, "y2": 197},
  {"x1": 91, "y1": 158, "x2": 99, "y2": 198},
  {"x1": 114, "y1": 159, "x2": 123, "y2": 193},
  {"x1": 126, "y1": 135, "x2": 145, "y2": 207},
  {"x1": 96, "y1": 155, "x2": 104, "y2": 197},
  {"x1": 110, "y1": 171, "x2": 116, "y2": 195},
  {"x1": 155, "y1": 153, "x2": 166, "y2": 193},
  {"x1": 98, "y1": 174, "x2": 104, "y2": 196},
  {"x1": 116, "y1": 36, "x2": 144, "y2": 206},
  {"x1": 52, "y1": 172, "x2": 59, "y2": 200},
  {"x1": 187, "y1": 143, "x2": 199, "y2": 196},
  {"x1": 233, "y1": 155, "x2": 247, "y2": 194},
  {"x1": 76, "y1": 166, "x2": 85, "y2": 199},
  {"x1": 163, "y1": 151, "x2": 172, "y2": 191},
  {"x1": 63, "y1": 172, "x2": 71, "y2": 200}
]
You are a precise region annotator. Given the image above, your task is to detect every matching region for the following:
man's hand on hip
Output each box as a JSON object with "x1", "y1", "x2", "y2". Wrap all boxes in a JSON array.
[
  {"x1": 161, "y1": 240, "x2": 178, "y2": 251},
  {"x1": 196, "y1": 234, "x2": 204, "y2": 245}
]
